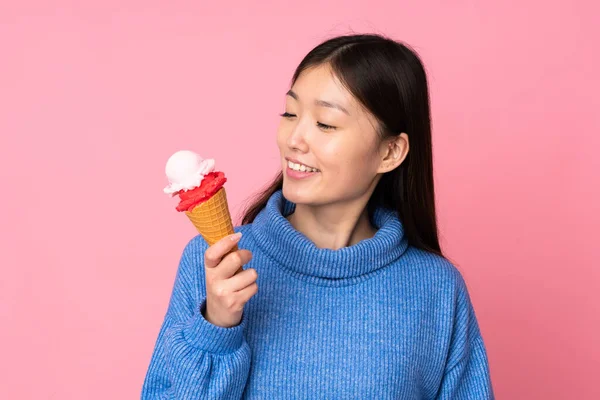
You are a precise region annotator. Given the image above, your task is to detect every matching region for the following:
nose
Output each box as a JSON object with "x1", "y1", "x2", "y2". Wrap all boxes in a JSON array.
[{"x1": 286, "y1": 122, "x2": 309, "y2": 152}]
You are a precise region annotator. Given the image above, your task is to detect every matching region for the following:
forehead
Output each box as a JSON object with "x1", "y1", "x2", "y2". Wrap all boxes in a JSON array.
[
  {"x1": 291, "y1": 65, "x2": 355, "y2": 107},
  {"x1": 291, "y1": 64, "x2": 379, "y2": 133}
]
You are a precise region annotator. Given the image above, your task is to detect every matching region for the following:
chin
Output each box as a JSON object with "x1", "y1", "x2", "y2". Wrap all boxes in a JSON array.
[{"x1": 282, "y1": 183, "x2": 312, "y2": 205}]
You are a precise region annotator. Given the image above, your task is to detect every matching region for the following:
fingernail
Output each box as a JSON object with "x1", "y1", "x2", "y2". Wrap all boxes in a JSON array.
[{"x1": 231, "y1": 232, "x2": 242, "y2": 241}]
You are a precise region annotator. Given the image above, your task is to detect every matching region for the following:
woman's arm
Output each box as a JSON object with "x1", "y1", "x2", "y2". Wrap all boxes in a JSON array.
[
  {"x1": 435, "y1": 273, "x2": 495, "y2": 400},
  {"x1": 141, "y1": 236, "x2": 252, "y2": 399}
]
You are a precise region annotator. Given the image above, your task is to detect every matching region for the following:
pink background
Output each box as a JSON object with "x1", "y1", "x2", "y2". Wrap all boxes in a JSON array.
[{"x1": 1, "y1": 1, "x2": 598, "y2": 399}]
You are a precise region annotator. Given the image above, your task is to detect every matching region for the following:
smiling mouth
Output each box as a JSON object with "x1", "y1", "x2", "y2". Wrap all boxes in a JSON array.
[{"x1": 286, "y1": 160, "x2": 320, "y2": 173}]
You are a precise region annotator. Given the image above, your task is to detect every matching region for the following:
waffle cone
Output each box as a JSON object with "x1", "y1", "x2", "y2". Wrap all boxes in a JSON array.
[{"x1": 185, "y1": 187, "x2": 243, "y2": 274}]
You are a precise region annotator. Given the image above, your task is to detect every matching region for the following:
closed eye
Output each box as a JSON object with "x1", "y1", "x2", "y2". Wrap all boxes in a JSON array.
[
  {"x1": 279, "y1": 112, "x2": 336, "y2": 131},
  {"x1": 317, "y1": 122, "x2": 336, "y2": 130}
]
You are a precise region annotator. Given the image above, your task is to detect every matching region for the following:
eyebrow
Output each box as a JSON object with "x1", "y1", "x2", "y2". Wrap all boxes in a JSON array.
[{"x1": 286, "y1": 89, "x2": 351, "y2": 116}]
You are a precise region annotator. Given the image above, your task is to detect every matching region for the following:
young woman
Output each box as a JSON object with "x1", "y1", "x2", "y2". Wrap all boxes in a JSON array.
[{"x1": 142, "y1": 33, "x2": 495, "y2": 399}]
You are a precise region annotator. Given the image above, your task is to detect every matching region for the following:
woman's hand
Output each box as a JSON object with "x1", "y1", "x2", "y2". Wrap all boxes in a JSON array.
[{"x1": 203, "y1": 233, "x2": 258, "y2": 328}]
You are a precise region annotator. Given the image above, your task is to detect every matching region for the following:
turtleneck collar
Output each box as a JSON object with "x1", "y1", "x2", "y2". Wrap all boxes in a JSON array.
[{"x1": 250, "y1": 189, "x2": 409, "y2": 285}]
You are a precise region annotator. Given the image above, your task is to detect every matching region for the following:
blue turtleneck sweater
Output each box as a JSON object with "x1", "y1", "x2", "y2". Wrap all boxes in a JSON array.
[{"x1": 141, "y1": 190, "x2": 495, "y2": 399}]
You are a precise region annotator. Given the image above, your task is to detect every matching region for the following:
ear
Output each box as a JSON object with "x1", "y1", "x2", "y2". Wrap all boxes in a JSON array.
[{"x1": 377, "y1": 133, "x2": 409, "y2": 174}]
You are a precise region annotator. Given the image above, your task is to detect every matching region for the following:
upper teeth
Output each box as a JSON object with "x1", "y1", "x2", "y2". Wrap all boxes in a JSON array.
[{"x1": 288, "y1": 161, "x2": 319, "y2": 172}]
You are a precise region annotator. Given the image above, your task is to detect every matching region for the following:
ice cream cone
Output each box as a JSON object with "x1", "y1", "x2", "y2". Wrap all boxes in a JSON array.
[{"x1": 185, "y1": 187, "x2": 243, "y2": 274}]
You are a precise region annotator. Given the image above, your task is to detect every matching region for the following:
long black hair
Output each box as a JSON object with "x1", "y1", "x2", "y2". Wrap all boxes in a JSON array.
[{"x1": 240, "y1": 33, "x2": 444, "y2": 258}]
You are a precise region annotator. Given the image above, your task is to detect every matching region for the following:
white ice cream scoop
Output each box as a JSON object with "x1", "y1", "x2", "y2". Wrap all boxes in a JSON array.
[{"x1": 163, "y1": 150, "x2": 216, "y2": 195}]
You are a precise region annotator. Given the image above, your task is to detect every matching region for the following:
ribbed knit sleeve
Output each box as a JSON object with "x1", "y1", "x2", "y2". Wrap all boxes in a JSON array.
[
  {"x1": 141, "y1": 236, "x2": 252, "y2": 399},
  {"x1": 435, "y1": 272, "x2": 495, "y2": 399}
]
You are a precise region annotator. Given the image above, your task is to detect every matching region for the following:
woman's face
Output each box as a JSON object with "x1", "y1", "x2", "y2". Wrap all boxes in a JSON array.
[{"x1": 277, "y1": 64, "x2": 386, "y2": 207}]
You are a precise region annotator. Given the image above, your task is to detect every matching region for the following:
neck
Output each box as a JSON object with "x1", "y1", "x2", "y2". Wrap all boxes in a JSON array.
[
  {"x1": 285, "y1": 199, "x2": 378, "y2": 250},
  {"x1": 250, "y1": 189, "x2": 409, "y2": 284}
]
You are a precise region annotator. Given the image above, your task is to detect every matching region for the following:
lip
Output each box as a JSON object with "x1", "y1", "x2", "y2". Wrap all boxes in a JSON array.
[
  {"x1": 286, "y1": 164, "x2": 320, "y2": 180},
  {"x1": 285, "y1": 157, "x2": 318, "y2": 171}
]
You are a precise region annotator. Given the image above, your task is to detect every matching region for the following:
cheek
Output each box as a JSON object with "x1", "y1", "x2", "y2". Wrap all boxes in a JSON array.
[
  {"x1": 321, "y1": 148, "x2": 361, "y2": 179},
  {"x1": 321, "y1": 136, "x2": 366, "y2": 167},
  {"x1": 324, "y1": 145, "x2": 376, "y2": 185}
]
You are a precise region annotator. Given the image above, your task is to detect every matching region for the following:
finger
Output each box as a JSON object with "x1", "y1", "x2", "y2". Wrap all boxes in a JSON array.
[
  {"x1": 236, "y1": 282, "x2": 258, "y2": 304},
  {"x1": 226, "y1": 268, "x2": 258, "y2": 293},
  {"x1": 204, "y1": 233, "x2": 242, "y2": 269},
  {"x1": 213, "y1": 249, "x2": 252, "y2": 280}
]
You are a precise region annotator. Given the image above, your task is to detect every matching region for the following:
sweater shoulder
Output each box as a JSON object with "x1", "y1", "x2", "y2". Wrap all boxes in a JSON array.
[{"x1": 401, "y1": 246, "x2": 469, "y2": 292}]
